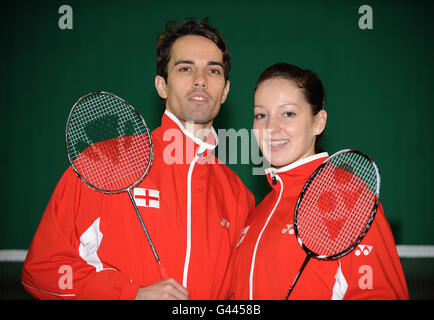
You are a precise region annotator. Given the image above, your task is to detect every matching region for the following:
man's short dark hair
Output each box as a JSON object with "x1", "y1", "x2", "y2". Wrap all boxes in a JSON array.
[{"x1": 156, "y1": 18, "x2": 231, "y2": 81}]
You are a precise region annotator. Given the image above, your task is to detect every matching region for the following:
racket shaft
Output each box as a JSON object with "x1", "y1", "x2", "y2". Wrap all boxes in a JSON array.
[
  {"x1": 127, "y1": 189, "x2": 167, "y2": 279},
  {"x1": 285, "y1": 255, "x2": 311, "y2": 300}
]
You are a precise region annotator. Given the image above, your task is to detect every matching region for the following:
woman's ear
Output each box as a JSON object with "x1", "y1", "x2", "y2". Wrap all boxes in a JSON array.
[
  {"x1": 314, "y1": 109, "x2": 327, "y2": 135},
  {"x1": 155, "y1": 75, "x2": 168, "y2": 99}
]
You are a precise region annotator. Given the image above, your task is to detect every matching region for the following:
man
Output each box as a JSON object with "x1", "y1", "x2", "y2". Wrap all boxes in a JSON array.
[{"x1": 22, "y1": 18, "x2": 255, "y2": 300}]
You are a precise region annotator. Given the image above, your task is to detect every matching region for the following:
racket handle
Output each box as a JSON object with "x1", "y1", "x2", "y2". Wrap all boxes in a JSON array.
[
  {"x1": 127, "y1": 189, "x2": 169, "y2": 281},
  {"x1": 285, "y1": 255, "x2": 311, "y2": 300},
  {"x1": 158, "y1": 262, "x2": 169, "y2": 280}
]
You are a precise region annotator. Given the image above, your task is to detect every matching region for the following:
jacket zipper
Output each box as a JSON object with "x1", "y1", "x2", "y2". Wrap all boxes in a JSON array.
[
  {"x1": 271, "y1": 171, "x2": 277, "y2": 185},
  {"x1": 249, "y1": 173, "x2": 283, "y2": 299},
  {"x1": 182, "y1": 151, "x2": 202, "y2": 288}
]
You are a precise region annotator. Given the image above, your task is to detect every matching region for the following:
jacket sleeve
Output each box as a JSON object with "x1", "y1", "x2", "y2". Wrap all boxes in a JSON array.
[
  {"x1": 338, "y1": 203, "x2": 409, "y2": 300},
  {"x1": 21, "y1": 167, "x2": 140, "y2": 300}
]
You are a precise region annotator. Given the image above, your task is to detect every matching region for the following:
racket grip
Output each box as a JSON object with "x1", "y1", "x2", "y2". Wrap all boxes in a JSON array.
[{"x1": 158, "y1": 262, "x2": 169, "y2": 280}]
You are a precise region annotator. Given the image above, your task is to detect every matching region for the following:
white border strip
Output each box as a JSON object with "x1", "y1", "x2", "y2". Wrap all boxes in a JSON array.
[
  {"x1": 21, "y1": 282, "x2": 76, "y2": 297},
  {"x1": 396, "y1": 245, "x2": 434, "y2": 258},
  {"x1": 0, "y1": 250, "x2": 28, "y2": 262},
  {"x1": 1, "y1": 246, "x2": 434, "y2": 262}
]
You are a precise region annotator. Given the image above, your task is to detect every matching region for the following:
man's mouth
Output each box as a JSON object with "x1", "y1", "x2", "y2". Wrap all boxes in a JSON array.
[
  {"x1": 187, "y1": 91, "x2": 210, "y2": 104},
  {"x1": 191, "y1": 96, "x2": 207, "y2": 102}
]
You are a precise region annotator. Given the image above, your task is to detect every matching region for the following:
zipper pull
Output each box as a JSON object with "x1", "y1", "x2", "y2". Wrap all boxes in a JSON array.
[{"x1": 271, "y1": 171, "x2": 277, "y2": 185}]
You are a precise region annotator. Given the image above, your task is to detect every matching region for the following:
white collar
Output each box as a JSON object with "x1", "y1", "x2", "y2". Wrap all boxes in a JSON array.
[
  {"x1": 264, "y1": 152, "x2": 329, "y2": 175},
  {"x1": 164, "y1": 109, "x2": 218, "y2": 153}
]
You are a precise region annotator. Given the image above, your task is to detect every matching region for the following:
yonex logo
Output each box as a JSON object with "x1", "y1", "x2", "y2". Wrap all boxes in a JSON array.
[
  {"x1": 355, "y1": 244, "x2": 373, "y2": 256},
  {"x1": 281, "y1": 224, "x2": 294, "y2": 235},
  {"x1": 220, "y1": 218, "x2": 230, "y2": 229}
]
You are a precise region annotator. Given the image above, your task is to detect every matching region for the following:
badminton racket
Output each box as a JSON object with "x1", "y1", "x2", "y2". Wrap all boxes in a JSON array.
[
  {"x1": 284, "y1": 149, "x2": 380, "y2": 299},
  {"x1": 65, "y1": 91, "x2": 168, "y2": 280}
]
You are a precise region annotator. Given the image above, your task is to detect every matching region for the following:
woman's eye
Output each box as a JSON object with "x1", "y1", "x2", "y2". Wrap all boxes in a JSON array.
[
  {"x1": 254, "y1": 113, "x2": 266, "y2": 120},
  {"x1": 283, "y1": 111, "x2": 295, "y2": 118}
]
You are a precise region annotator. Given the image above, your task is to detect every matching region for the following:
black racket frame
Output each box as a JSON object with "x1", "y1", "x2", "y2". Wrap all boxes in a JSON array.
[
  {"x1": 65, "y1": 91, "x2": 153, "y2": 194},
  {"x1": 285, "y1": 149, "x2": 380, "y2": 299}
]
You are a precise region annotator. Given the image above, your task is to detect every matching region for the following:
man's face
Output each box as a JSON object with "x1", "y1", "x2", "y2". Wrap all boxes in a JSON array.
[{"x1": 155, "y1": 35, "x2": 230, "y2": 129}]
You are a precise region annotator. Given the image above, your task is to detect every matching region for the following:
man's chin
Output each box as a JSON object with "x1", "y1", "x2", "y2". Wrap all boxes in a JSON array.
[
  {"x1": 183, "y1": 117, "x2": 214, "y2": 128},
  {"x1": 183, "y1": 110, "x2": 216, "y2": 125}
]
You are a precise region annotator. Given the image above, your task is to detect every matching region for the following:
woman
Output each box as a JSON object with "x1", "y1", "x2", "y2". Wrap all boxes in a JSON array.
[{"x1": 229, "y1": 63, "x2": 409, "y2": 299}]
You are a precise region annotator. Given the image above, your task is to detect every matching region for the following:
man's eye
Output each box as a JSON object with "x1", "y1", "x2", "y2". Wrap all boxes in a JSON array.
[
  {"x1": 209, "y1": 68, "x2": 221, "y2": 74},
  {"x1": 179, "y1": 66, "x2": 191, "y2": 72}
]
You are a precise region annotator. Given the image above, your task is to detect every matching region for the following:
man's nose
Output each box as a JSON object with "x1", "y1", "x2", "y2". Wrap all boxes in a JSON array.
[{"x1": 193, "y1": 70, "x2": 207, "y2": 88}]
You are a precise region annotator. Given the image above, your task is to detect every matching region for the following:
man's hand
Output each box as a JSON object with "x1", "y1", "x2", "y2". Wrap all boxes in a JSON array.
[{"x1": 135, "y1": 278, "x2": 189, "y2": 300}]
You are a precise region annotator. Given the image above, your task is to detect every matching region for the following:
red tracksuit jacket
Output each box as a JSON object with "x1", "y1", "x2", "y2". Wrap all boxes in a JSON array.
[
  {"x1": 229, "y1": 153, "x2": 409, "y2": 300},
  {"x1": 22, "y1": 110, "x2": 255, "y2": 299}
]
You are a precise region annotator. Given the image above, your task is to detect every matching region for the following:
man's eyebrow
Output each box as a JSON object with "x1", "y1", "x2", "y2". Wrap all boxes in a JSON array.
[
  {"x1": 173, "y1": 60, "x2": 224, "y2": 68},
  {"x1": 174, "y1": 59, "x2": 194, "y2": 66},
  {"x1": 208, "y1": 61, "x2": 224, "y2": 68}
]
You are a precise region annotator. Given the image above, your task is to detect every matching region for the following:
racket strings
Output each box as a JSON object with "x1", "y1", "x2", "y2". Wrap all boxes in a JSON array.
[
  {"x1": 67, "y1": 93, "x2": 151, "y2": 192},
  {"x1": 297, "y1": 152, "x2": 379, "y2": 257},
  {"x1": 329, "y1": 152, "x2": 378, "y2": 194},
  {"x1": 81, "y1": 135, "x2": 150, "y2": 190}
]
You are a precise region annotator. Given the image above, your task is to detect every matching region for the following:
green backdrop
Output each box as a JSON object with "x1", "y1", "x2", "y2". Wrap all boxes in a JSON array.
[{"x1": 1, "y1": 0, "x2": 433, "y2": 253}]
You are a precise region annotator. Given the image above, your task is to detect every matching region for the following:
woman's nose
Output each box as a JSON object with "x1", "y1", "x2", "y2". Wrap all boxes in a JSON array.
[{"x1": 266, "y1": 115, "x2": 281, "y2": 133}]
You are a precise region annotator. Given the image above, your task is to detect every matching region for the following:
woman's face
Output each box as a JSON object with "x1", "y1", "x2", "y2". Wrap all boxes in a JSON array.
[{"x1": 253, "y1": 77, "x2": 327, "y2": 168}]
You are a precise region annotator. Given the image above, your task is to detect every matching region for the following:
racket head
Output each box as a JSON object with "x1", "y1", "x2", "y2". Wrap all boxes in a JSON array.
[
  {"x1": 293, "y1": 149, "x2": 380, "y2": 260},
  {"x1": 65, "y1": 91, "x2": 153, "y2": 193}
]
